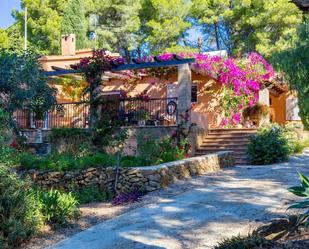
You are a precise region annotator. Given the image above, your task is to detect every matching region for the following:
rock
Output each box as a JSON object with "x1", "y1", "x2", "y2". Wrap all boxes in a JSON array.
[
  {"x1": 129, "y1": 177, "x2": 143, "y2": 183},
  {"x1": 145, "y1": 186, "x2": 158, "y2": 192},
  {"x1": 147, "y1": 174, "x2": 161, "y2": 181},
  {"x1": 148, "y1": 180, "x2": 161, "y2": 188}
]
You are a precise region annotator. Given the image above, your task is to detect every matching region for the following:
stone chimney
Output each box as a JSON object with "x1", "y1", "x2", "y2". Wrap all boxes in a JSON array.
[{"x1": 61, "y1": 34, "x2": 76, "y2": 56}]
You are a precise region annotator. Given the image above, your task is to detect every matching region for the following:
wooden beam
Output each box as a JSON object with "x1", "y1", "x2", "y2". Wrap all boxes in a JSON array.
[
  {"x1": 44, "y1": 69, "x2": 79, "y2": 77},
  {"x1": 44, "y1": 58, "x2": 196, "y2": 76},
  {"x1": 112, "y1": 58, "x2": 195, "y2": 71}
]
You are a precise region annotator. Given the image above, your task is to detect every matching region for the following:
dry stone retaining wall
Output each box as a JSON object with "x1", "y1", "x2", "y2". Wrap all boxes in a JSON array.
[{"x1": 26, "y1": 152, "x2": 234, "y2": 193}]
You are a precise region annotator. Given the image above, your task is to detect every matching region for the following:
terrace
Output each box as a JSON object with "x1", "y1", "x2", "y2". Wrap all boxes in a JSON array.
[{"x1": 14, "y1": 97, "x2": 178, "y2": 129}]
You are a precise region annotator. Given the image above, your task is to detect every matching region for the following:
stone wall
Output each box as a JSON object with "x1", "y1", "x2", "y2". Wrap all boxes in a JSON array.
[{"x1": 26, "y1": 152, "x2": 234, "y2": 193}]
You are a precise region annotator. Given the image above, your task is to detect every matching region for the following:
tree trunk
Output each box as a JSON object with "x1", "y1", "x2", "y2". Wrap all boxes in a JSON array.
[{"x1": 214, "y1": 22, "x2": 221, "y2": 51}]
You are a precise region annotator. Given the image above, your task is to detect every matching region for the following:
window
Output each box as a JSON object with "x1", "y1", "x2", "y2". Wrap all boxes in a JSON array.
[{"x1": 191, "y1": 85, "x2": 198, "y2": 103}]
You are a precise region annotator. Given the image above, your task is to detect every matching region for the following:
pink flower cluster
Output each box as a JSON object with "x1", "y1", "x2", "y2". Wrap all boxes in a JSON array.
[
  {"x1": 75, "y1": 49, "x2": 275, "y2": 127},
  {"x1": 156, "y1": 52, "x2": 275, "y2": 126}
]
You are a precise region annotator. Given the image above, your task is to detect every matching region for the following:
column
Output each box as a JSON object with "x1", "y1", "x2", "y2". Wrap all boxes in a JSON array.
[
  {"x1": 177, "y1": 63, "x2": 192, "y2": 126},
  {"x1": 258, "y1": 88, "x2": 270, "y2": 125}
]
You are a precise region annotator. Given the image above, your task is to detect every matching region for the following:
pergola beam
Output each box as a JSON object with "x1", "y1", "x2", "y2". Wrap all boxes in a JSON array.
[
  {"x1": 44, "y1": 57, "x2": 196, "y2": 76},
  {"x1": 111, "y1": 58, "x2": 195, "y2": 71}
]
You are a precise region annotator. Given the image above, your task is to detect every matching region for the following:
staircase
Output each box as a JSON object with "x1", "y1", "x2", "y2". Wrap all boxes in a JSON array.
[{"x1": 195, "y1": 129, "x2": 257, "y2": 165}]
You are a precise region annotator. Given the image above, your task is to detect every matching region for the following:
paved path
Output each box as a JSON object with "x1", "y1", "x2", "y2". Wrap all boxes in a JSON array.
[{"x1": 51, "y1": 151, "x2": 309, "y2": 249}]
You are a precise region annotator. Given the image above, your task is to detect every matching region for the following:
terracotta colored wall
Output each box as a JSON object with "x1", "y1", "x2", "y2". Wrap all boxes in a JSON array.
[
  {"x1": 103, "y1": 72, "x2": 223, "y2": 128},
  {"x1": 270, "y1": 92, "x2": 287, "y2": 125}
]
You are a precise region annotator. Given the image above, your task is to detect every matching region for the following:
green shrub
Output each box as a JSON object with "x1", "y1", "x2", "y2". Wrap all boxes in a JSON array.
[
  {"x1": 39, "y1": 189, "x2": 79, "y2": 226},
  {"x1": 247, "y1": 124, "x2": 290, "y2": 165},
  {"x1": 49, "y1": 128, "x2": 92, "y2": 156},
  {"x1": 0, "y1": 166, "x2": 44, "y2": 248},
  {"x1": 80, "y1": 153, "x2": 116, "y2": 168},
  {"x1": 19, "y1": 153, "x2": 77, "y2": 171},
  {"x1": 288, "y1": 173, "x2": 309, "y2": 226},
  {"x1": 136, "y1": 134, "x2": 161, "y2": 166},
  {"x1": 289, "y1": 138, "x2": 309, "y2": 154},
  {"x1": 19, "y1": 152, "x2": 117, "y2": 171},
  {"x1": 137, "y1": 133, "x2": 189, "y2": 166},
  {"x1": 0, "y1": 146, "x2": 17, "y2": 166},
  {"x1": 121, "y1": 156, "x2": 144, "y2": 167},
  {"x1": 73, "y1": 185, "x2": 114, "y2": 204},
  {"x1": 214, "y1": 234, "x2": 279, "y2": 249}
]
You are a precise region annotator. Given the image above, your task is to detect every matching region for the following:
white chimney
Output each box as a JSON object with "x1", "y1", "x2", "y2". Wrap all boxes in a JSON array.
[{"x1": 61, "y1": 34, "x2": 76, "y2": 56}]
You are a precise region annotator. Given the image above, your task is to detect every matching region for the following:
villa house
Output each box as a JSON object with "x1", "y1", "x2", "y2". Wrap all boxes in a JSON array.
[
  {"x1": 15, "y1": 34, "x2": 303, "y2": 164},
  {"x1": 28, "y1": 35, "x2": 301, "y2": 130}
]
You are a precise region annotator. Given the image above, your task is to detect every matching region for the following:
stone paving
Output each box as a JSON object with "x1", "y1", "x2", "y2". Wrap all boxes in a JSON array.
[{"x1": 50, "y1": 151, "x2": 309, "y2": 249}]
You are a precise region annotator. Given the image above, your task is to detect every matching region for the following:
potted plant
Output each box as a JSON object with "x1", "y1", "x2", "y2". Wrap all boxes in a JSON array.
[
  {"x1": 243, "y1": 104, "x2": 270, "y2": 125},
  {"x1": 135, "y1": 109, "x2": 150, "y2": 126}
]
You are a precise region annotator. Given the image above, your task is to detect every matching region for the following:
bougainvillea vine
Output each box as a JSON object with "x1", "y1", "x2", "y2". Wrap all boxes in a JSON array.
[{"x1": 73, "y1": 49, "x2": 275, "y2": 127}]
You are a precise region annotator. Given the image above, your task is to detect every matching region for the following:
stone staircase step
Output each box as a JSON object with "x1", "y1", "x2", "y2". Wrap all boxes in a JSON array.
[
  {"x1": 200, "y1": 144, "x2": 249, "y2": 149},
  {"x1": 210, "y1": 129, "x2": 255, "y2": 132},
  {"x1": 204, "y1": 134, "x2": 253, "y2": 139},
  {"x1": 195, "y1": 128, "x2": 257, "y2": 166}
]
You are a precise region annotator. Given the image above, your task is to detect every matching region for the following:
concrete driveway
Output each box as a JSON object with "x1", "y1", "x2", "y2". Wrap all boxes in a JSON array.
[{"x1": 51, "y1": 151, "x2": 309, "y2": 249}]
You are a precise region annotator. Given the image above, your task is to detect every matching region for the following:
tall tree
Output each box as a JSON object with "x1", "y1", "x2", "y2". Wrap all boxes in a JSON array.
[
  {"x1": 192, "y1": 0, "x2": 302, "y2": 57},
  {"x1": 61, "y1": 0, "x2": 87, "y2": 49},
  {"x1": 271, "y1": 17, "x2": 309, "y2": 130},
  {"x1": 139, "y1": 0, "x2": 192, "y2": 54},
  {"x1": 191, "y1": 0, "x2": 232, "y2": 52},
  {"x1": 0, "y1": 50, "x2": 56, "y2": 116},
  {"x1": 86, "y1": 0, "x2": 141, "y2": 61},
  {"x1": 13, "y1": 0, "x2": 66, "y2": 54},
  {"x1": 0, "y1": 29, "x2": 9, "y2": 49}
]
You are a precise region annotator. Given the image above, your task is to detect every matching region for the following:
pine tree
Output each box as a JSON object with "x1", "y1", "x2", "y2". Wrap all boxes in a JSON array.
[
  {"x1": 139, "y1": 0, "x2": 192, "y2": 54},
  {"x1": 191, "y1": 0, "x2": 303, "y2": 57},
  {"x1": 61, "y1": 0, "x2": 87, "y2": 49},
  {"x1": 271, "y1": 18, "x2": 309, "y2": 130},
  {"x1": 0, "y1": 29, "x2": 9, "y2": 49}
]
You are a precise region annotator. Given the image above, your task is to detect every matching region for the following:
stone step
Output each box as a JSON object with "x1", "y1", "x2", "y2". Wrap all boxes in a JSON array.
[
  {"x1": 205, "y1": 133, "x2": 252, "y2": 140},
  {"x1": 197, "y1": 148, "x2": 247, "y2": 153},
  {"x1": 209, "y1": 129, "x2": 257, "y2": 134},
  {"x1": 207, "y1": 132, "x2": 255, "y2": 137},
  {"x1": 199, "y1": 142, "x2": 247, "y2": 149},
  {"x1": 197, "y1": 129, "x2": 256, "y2": 165},
  {"x1": 210, "y1": 128, "x2": 257, "y2": 132}
]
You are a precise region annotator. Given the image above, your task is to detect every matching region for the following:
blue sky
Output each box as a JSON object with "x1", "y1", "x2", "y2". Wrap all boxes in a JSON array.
[{"x1": 0, "y1": 0, "x2": 21, "y2": 28}]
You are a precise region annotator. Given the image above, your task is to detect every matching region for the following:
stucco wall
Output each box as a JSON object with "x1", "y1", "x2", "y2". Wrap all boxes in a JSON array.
[
  {"x1": 270, "y1": 92, "x2": 287, "y2": 125},
  {"x1": 103, "y1": 72, "x2": 223, "y2": 128}
]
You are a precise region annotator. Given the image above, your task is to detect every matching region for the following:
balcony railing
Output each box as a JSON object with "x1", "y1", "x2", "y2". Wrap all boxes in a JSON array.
[{"x1": 14, "y1": 97, "x2": 178, "y2": 129}]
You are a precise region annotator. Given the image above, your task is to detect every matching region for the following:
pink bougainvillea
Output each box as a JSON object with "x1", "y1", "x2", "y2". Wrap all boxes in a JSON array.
[
  {"x1": 74, "y1": 49, "x2": 275, "y2": 127},
  {"x1": 153, "y1": 52, "x2": 275, "y2": 126}
]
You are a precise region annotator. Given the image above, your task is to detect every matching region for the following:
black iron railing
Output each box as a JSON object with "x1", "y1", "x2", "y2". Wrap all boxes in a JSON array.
[
  {"x1": 14, "y1": 97, "x2": 178, "y2": 129},
  {"x1": 119, "y1": 97, "x2": 178, "y2": 126}
]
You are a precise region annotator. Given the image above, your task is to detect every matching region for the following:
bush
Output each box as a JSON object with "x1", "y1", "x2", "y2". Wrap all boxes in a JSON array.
[
  {"x1": 73, "y1": 184, "x2": 114, "y2": 204},
  {"x1": 137, "y1": 133, "x2": 190, "y2": 166},
  {"x1": 0, "y1": 146, "x2": 17, "y2": 166},
  {"x1": 19, "y1": 152, "x2": 117, "y2": 171},
  {"x1": 80, "y1": 153, "x2": 116, "y2": 168},
  {"x1": 214, "y1": 234, "x2": 279, "y2": 249},
  {"x1": 0, "y1": 166, "x2": 44, "y2": 248},
  {"x1": 120, "y1": 156, "x2": 144, "y2": 167},
  {"x1": 39, "y1": 189, "x2": 79, "y2": 226},
  {"x1": 49, "y1": 128, "x2": 92, "y2": 156},
  {"x1": 247, "y1": 124, "x2": 290, "y2": 165},
  {"x1": 289, "y1": 138, "x2": 309, "y2": 154}
]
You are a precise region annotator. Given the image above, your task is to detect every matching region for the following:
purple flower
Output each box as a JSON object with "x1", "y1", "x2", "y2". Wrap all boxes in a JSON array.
[{"x1": 232, "y1": 113, "x2": 241, "y2": 123}]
